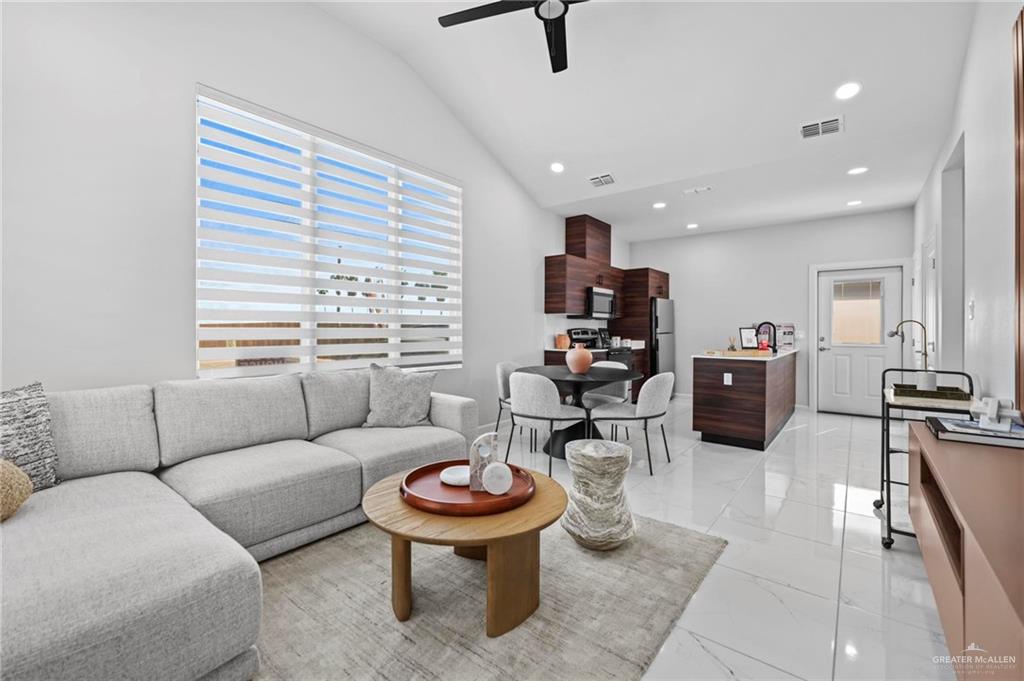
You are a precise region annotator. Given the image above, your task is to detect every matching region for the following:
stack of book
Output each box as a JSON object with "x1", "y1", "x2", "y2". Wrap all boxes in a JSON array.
[{"x1": 926, "y1": 416, "x2": 1024, "y2": 449}]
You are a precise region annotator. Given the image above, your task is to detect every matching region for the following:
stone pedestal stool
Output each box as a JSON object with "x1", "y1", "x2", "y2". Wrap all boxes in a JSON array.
[{"x1": 560, "y1": 439, "x2": 635, "y2": 550}]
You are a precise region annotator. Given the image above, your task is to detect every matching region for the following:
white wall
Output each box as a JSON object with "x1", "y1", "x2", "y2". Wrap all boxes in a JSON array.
[
  {"x1": 0, "y1": 2, "x2": 563, "y2": 426},
  {"x1": 914, "y1": 2, "x2": 1021, "y2": 399},
  {"x1": 629, "y1": 208, "x2": 914, "y2": 405}
]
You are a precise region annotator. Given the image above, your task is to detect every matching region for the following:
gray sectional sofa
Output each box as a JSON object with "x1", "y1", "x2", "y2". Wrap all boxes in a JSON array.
[{"x1": 2, "y1": 371, "x2": 477, "y2": 681}]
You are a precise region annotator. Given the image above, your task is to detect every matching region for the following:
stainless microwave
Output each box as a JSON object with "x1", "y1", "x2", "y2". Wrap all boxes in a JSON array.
[{"x1": 586, "y1": 287, "x2": 615, "y2": 319}]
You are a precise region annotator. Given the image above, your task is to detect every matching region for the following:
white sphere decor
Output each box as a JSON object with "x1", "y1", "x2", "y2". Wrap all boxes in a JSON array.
[
  {"x1": 481, "y1": 462, "x2": 514, "y2": 496},
  {"x1": 439, "y1": 465, "x2": 470, "y2": 487}
]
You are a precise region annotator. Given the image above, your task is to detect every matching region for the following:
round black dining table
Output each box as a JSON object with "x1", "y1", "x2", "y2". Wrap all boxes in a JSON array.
[{"x1": 514, "y1": 365, "x2": 643, "y2": 459}]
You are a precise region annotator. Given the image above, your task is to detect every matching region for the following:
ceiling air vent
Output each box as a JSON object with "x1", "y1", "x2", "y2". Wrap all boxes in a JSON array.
[
  {"x1": 801, "y1": 115, "x2": 844, "y2": 139},
  {"x1": 588, "y1": 173, "x2": 616, "y2": 187}
]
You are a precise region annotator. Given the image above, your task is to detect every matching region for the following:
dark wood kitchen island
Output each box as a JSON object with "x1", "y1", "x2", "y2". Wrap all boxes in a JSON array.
[{"x1": 692, "y1": 350, "x2": 797, "y2": 450}]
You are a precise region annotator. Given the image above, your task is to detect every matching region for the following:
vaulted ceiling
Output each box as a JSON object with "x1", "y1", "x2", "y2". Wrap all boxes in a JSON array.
[{"x1": 323, "y1": 1, "x2": 976, "y2": 241}]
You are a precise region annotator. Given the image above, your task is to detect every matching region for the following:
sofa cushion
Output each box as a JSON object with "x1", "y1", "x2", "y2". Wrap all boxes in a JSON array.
[
  {"x1": 0, "y1": 382, "x2": 58, "y2": 491},
  {"x1": 48, "y1": 384, "x2": 160, "y2": 480},
  {"x1": 158, "y1": 440, "x2": 362, "y2": 548},
  {"x1": 300, "y1": 369, "x2": 371, "y2": 439},
  {"x1": 155, "y1": 374, "x2": 308, "y2": 467},
  {"x1": 314, "y1": 425, "x2": 465, "y2": 491},
  {"x1": 0, "y1": 472, "x2": 261, "y2": 681},
  {"x1": 365, "y1": 364, "x2": 435, "y2": 428}
]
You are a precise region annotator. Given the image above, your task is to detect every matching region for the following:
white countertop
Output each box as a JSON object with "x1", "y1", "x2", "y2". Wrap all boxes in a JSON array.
[{"x1": 693, "y1": 348, "x2": 799, "y2": 362}]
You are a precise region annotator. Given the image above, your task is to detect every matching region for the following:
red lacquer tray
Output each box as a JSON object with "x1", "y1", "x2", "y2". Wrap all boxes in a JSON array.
[{"x1": 400, "y1": 459, "x2": 536, "y2": 516}]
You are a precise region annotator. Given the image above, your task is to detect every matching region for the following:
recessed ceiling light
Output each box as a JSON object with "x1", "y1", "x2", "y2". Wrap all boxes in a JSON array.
[
  {"x1": 549, "y1": 162, "x2": 565, "y2": 173},
  {"x1": 652, "y1": 202, "x2": 667, "y2": 209},
  {"x1": 847, "y1": 200, "x2": 863, "y2": 207},
  {"x1": 686, "y1": 223, "x2": 699, "y2": 230},
  {"x1": 835, "y1": 82, "x2": 862, "y2": 100},
  {"x1": 847, "y1": 167, "x2": 869, "y2": 175}
]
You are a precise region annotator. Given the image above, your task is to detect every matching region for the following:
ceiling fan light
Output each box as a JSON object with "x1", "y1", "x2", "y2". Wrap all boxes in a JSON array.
[{"x1": 536, "y1": 0, "x2": 568, "y2": 21}]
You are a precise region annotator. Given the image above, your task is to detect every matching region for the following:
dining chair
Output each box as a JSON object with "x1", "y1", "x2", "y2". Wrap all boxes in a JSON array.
[
  {"x1": 496, "y1": 361, "x2": 540, "y2": 452},
  {"x1": 590, "y1": 372, "x2": 675, "y2": 475},
  {"x1": 505, "y1": 372, "x2": 587, "y2": 476},
  {"x1": 581, "y1": 361, "x2": 631, "y2": 410}
]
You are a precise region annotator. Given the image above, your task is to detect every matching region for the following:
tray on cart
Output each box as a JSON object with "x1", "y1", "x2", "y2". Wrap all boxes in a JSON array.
[{"x1": 891, "y1": 384, "x2": 971, "y2": 401}]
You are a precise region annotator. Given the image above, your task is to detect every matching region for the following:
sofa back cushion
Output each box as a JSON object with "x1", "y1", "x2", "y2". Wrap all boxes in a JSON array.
[
  {"x1": 155, "y1": 374, "x2": 308, "y2": 467},
  {"x1": 300, "y1": 369, "x2": 371, "y2": 439},
  {"x1": 47, "y1": 385, "x2": 160, "y2": 480}
]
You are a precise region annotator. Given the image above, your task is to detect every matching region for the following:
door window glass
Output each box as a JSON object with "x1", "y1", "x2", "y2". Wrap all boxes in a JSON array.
[{"x1": 832, "y1": 279, "x2": 882, "y2": 344}]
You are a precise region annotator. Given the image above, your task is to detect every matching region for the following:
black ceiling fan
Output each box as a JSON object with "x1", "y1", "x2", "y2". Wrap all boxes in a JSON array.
[{"x1": 438, "y1": 0, "x2": 589, "y2": 73}]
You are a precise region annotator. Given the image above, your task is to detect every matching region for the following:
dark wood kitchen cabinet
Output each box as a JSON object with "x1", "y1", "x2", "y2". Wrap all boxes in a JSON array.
[
  {"x1": 565, "y1": 214, "x2": 612, "y2": 265},
  {"x1": 545, "y1": 254, "x2": 594, "y2": 315},
  {"x1": 607, "y1": 266, "x2": 670, "y2": 399},
  {"x1": 544, "y1": 254, "x2": 623, "y2": 316}
]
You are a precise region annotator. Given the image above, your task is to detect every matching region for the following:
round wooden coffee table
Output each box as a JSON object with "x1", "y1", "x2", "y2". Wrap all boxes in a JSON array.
[{"x1": 363, "y1": 470, "x2": 567, "y2": 637}]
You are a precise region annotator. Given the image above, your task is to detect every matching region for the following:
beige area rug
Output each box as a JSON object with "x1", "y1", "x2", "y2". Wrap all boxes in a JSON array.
[{"x1": 256, "y1": 516, "x2": 726, "y2": 681}]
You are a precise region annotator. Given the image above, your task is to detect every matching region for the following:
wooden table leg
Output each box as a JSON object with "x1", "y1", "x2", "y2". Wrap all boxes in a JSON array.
[
  {"x1": 485, "y1": 531, "x2": 540, "y2": 637},
  {"x1": 391, "y1": 535, "x2": 412, "y2": 621},
  {"x1": 454, "y1": 545, "x2": 487, "y2": 560}
]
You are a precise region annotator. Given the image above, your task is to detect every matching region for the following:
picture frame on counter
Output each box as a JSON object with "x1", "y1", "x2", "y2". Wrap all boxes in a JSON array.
[{"x1": 739, "y1": 327, "x2": 758, "y2": 349}]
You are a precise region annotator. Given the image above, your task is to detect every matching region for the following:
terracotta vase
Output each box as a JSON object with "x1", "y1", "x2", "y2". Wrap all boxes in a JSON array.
[
  {"x1": 554, "y1": 333, "x2": 571, "y2": 350},
  {"x1": 565, "y1": 343, "x2": 593, "y2": 374}
]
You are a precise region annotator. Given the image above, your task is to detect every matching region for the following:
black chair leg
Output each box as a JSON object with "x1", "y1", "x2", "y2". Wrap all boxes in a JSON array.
[
  {"x1": 548, "y1": 426, "x2": 554, "y2": 477},
  {"x1": 644, "y1": 428, "x2": 653, "y2": 475},
  {"x1": 495, "y1": 402, "x2": 503, "y2": 433},
  {"x1": 504, "y1": 419, "x2": 514, "y2": 463},
  {"x1": 625, "y1": 427, "x2": 630, "y2": 440},
  {"x1": 661, "y1": 424, "x2": 671, "y2": 463}
]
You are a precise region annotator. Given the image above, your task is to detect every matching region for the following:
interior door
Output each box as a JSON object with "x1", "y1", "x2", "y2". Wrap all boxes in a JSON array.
[{"x1": 817, "y1": 267, "x2": 903, "y2": 416}]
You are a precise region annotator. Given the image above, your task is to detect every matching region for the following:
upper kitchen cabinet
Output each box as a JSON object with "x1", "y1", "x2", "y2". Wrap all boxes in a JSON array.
[
  {"x1": 616, "y1": 268, "x2": 670, "y2": 318},
  {"x1": 640, "y1": 268, "x2": 670, "y2": 299},
  {"x1": 545, "y1": 254, "x2": 594, "y2": 315},
  {"x1": 545, "y1": 255, "x2": 624, "y2": 315},
  {"x1": 565, "y1": 214, "x2": 612, "y2": 265},
  {"x1": 544, "y1": 215, "x2": 626, "y2": 316}
]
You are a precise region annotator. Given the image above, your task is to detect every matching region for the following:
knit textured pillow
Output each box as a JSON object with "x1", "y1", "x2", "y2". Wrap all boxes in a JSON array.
[
  {"x1": 0, "y1": 382, "x2": 59, "y2": 491},
  {"x1": 364, "y1": 364, "x2": 436, "y2": 428}
]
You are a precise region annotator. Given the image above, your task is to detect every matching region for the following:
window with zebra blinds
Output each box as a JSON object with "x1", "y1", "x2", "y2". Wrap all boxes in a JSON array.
[{"x1": 195, "y1": 87, "x2": 463, "y2": 378}]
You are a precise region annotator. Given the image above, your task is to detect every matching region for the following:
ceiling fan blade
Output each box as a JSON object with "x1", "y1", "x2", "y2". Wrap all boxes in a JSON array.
[
  {"x1": 543, "y1": 15, "x2": 568, "y2": 73},
  {"x1": 438, "y1": 1, "x2": 534, "y2": 28}
]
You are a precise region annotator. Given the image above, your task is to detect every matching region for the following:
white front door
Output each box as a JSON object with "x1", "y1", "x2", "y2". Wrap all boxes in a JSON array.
[{"x1": 817, "y1": 267, "x2": 903, "y2": 416}]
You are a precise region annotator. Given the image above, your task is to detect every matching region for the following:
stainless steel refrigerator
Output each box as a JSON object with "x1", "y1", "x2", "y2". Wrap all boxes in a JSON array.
[{"x1": 650, "y1": 298, "x2": 675, "y2": 375}]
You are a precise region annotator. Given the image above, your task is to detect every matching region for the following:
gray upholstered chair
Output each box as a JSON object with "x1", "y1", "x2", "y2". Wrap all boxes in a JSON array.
[
  {"x1": 581, "y1": 360, "x2": 631, "y2": 410},
  {"x1": 495, "y1": 361, "x2": 541, "y2": 452},
  {"x1": 495, "y1": 361, "x2": 518, "y2": 431},
  {"x1": 591, "y1": 372, "x2": 675, "y2": 475},
  {"x1": 505, "y1": 372, "x2": 587, "y2": 475}
]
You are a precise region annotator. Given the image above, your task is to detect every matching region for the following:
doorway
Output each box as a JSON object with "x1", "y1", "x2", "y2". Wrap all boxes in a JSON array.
[{"x1": 816, "y1": 266, "x2": 903, "y2": 416}]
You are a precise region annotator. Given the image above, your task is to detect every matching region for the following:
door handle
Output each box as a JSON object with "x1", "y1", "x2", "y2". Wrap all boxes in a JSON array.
[{"x1": 818, "y1": 347, "x2": 831, "y2": 352}]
